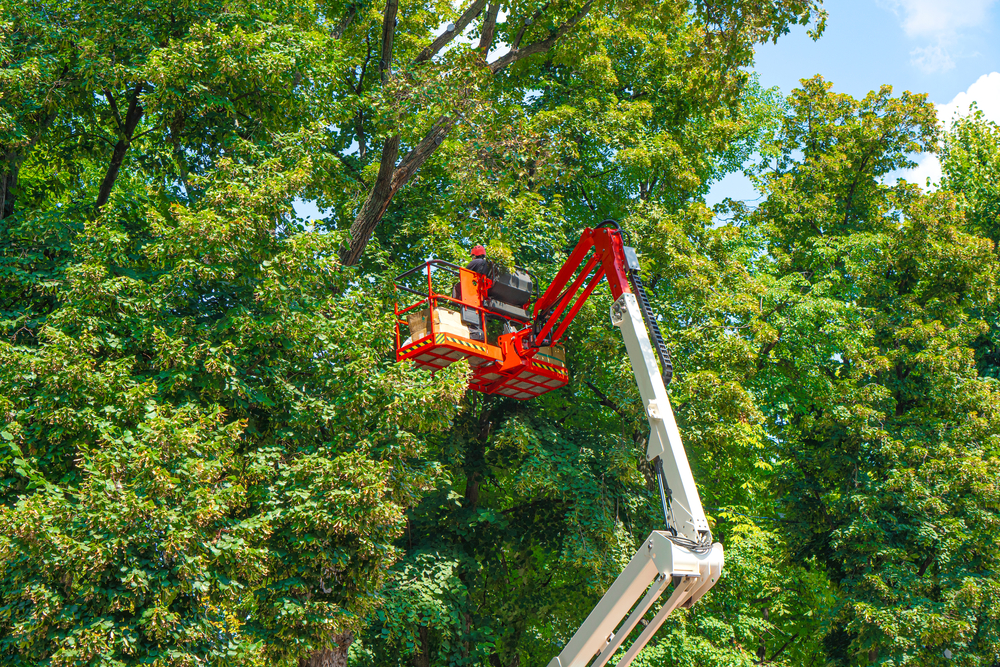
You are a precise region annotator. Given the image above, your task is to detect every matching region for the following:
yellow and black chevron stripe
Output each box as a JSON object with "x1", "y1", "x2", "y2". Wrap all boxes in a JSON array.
[
  {"x1": 436, "y1": 333, "x2": 491, "y2": 355},
  {"x1": 402, "y1": 336, "x2": 435, "y2": 354},
  {"x1": 531, "y1": 359, "x2": 569, "y2": 376}
]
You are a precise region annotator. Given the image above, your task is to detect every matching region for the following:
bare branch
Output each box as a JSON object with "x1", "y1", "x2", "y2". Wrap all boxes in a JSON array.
[
  {"x1": 413, "y1": 0, "x2": 488, "y2": 64},
  {"x1": 332, "y1": 5, "x2": 357, "y2": 39},
  {"x1": 478, "y1": 3, "x2": 500, "y2": 52},
  {"x1": 489, "y1": 0, "x2": 594, "y2": 73},
  {"x1": 380, "y1": 0, "x2": 399, "y2": 83},
  {"x1": 585, "y1": 381, "x2": 632, "y2": 424}
]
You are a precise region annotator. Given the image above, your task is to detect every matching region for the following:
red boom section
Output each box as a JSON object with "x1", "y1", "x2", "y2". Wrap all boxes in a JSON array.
[
  {"x1": 393, "y1": 226, "x2": 631, "y2": 399},
  {"x1": 521, "y1": 225, "x2": 633, "y2": 350}
]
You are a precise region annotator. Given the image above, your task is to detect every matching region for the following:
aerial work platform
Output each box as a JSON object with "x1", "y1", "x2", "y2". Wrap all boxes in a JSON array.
[
  {"x1": 394, "y1": 260, "x2": 569, "y2": 399},
  {"x1": 393, "y1": 224, "x2": 724, "y2": 667}
]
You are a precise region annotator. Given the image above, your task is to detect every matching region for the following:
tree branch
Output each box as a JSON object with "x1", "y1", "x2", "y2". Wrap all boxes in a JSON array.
[
  {"x1": 357, "y1": 31, "x2": 373, "y2": 94},
  {"x1": 332, "y1": 5, "x2": 357, "y2": 39},
  {"x1": 478, "y1": 3, "x2": 500, "y2": 52},
  {"x1": 769, "y1": 634, "x2": 799, "y2": 662},
  {"x1": 103, "y1": 88, "x2": 124, "y2": 133},
  {"x1": 917, "y1": 552, "x2": 934, "y2": 577},
  {"x1": 413, "y1": 0, "x2": 488, "y2": 64},
  {"x1": 1, "y1": 108, "x2": 56, "y2": 220},
  {"x1": 379, "y1": 0, "x2": 399, "y2": 83},
  {"x1": 390, "y1": 116, "x2": 454, "y2": 189},
  {"x1": 489, "y1": 0, "x2": 594, "y2": 73},
  {"x1": 338, "y1": 0, "x2": 596, "y2": 264},
  {"x1": 340, "y1": 134, "x2": 399, "y2": 265},
  {"x1": 339, "y1": 117, "x2": 454, "y2": 265},
  {"x1": 585, "y1": 381, "x2": 631, "y2": 424},
  {"x1": 337, "y1": 154, "x2": 369, "y2": 188},
  {"x1": 95, "y1": 82, "x2": 144, "y2": 212},
  {"x1": 512, "y1": 3, "x2": 550, "y2": 49}
]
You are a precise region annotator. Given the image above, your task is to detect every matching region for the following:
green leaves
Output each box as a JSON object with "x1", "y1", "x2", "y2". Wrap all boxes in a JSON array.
[{"x1": 742, "y1": 79, "x2": 1000, "y2": 667}]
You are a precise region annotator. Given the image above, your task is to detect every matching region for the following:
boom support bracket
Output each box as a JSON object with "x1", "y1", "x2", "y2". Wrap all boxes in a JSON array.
[{"x1": 546, "y1": 531, "x2": 723, "y2": 667}]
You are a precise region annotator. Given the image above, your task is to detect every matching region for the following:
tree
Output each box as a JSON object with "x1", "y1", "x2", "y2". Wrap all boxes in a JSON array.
[
  {"x1": 1, "y1": 0, "x2": 470, "y2": 663},
  {"x1": 1, "y1": 0, "x2": 827, "y2": 663},
  {"x1": 746, "y1": 77, "x2": 1000, "y2": 666},
  {"x1": 940, "y1": 111, "x2": 1000, "y2": 380},
  {"x1": 342, "y1": 3, "x2": 830, "y2": 664},
  {"x1": 332, "y1": 0, "x2": 826, "y2": 265},
  {"x1": 15, "y1": 1, "x2": 995, "y2": 666}
]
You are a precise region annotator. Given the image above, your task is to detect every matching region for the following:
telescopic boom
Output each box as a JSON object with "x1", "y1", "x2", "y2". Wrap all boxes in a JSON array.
[{"x1": 531, "y1": 224, "x2": 724, "y2": 667}]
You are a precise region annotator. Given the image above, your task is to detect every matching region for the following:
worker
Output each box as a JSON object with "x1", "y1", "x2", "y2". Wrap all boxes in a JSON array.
[
  {"x1": 463, "y1": 244, "x2": 533, "y2": 338},
  {"x1": 454, "y1": 244, "x2": 493, "y2": 341},
  {"x1": 466, "y1": 244, "x2": 494, "y2": 276}
]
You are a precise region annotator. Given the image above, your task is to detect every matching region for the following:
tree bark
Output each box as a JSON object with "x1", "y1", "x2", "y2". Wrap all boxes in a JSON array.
[
  {"x1": 332, "y1": 6, "x2": 357, "y2": 39},
  {"x1": 95, "y1": 83, "x2": 145, "y2": 212},
  {"x1": 413, "y1": 0, "x2": 488, "y2": 64},
  {"x1": 379, "y1": 0, "x2": 398, "y2": 83},
  {"x1": 478, "y1": 4, "x2": 501, "y2": 52},
  {"x1": 0, "y1": 165, "x2": 16, "y2": 220},
  {"x1": 299, "y1": 631, "x2": 353, "y2": 667},
  {"x1": 339, "y1": 117, "x2": 453, "y2": 265},
  {"x1": 488, "y1": 0, "x2": 595, "y2": 73},
  {"x1": 1, "y1": 109, "x2": 57, "y2": 220}
]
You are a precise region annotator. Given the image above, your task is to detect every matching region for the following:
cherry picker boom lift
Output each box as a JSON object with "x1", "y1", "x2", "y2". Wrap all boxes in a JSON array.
[{"x1": 393, "y1": 221, "x2": 724, "y2": 667}]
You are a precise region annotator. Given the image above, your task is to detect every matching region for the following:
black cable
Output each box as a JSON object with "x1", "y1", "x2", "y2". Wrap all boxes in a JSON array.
[
  {"x1": 627, "y1": 271, "x2": 673, "y2": 384},
  {"x1": 664, "y1": 534, "x2": 715, "y2": 554}
]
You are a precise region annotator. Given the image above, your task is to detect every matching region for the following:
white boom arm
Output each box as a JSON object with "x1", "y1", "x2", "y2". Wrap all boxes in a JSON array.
[{"x1": 546, "y1": 292, "x2": 724, "y2": 667}]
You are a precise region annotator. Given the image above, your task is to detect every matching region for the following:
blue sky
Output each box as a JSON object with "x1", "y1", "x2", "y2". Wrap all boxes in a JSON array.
[{"x1": 708, "y1": 0, "x2": 1000, "y2": 205}]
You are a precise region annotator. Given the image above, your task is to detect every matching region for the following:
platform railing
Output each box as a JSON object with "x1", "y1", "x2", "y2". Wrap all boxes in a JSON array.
[{"x1": 393, "y1": 260, "x2": 490, "y2": 355}]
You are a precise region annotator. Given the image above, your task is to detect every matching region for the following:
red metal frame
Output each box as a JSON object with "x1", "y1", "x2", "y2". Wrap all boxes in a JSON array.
[{"x1": 393, "y1": 227, "x2": 630, "y2": 400}]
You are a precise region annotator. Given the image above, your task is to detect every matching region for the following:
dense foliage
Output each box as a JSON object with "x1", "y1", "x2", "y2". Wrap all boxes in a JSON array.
[{"x1": 2, "y1": 1, "x2": 998, "y2": 666}]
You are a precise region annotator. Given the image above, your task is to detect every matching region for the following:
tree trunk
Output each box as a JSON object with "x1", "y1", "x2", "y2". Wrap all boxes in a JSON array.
[
  {"x1": 1, "y1": 105, "x2": 57, "y2": 220},
  {"x1": 339, "y1": 117, "x2": 453, "y2": 265},
  {"x1": 413, "y1": 626, "x2": 430, "y2": 667},
  {"x1": 478, "y1": 4, "x2": 500, "y2": 52},
  {"x1": 0, "y1": 166, "x2": 15, "y2": 220},
  {"x1": 95, "y1": 138, "x2": 132, "y2": 210},
  {"x1": 299, "y1": 631, "x2": 353, "y2": 667},
  {"x1": 337, "y1": 0, "x2": 596, "y2": 265}
]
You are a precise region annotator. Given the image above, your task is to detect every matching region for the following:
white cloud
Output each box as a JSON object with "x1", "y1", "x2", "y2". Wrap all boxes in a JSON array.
[
  {"x1": 909, "y1": 44, "x2": 953, "y2": 73},
  {"x1": 880, "y1": 0, "x2": 997, "y2": 72},
  {"x1": 905, "y1": 152, "x2": 944, "y2": 188},
  {"x1": 899, "y1": 72, "x2": 1000, "y2": 188},
  {"x1": 937, "y1": 71, "x2": 1000, "y2": 128},
  {"x1": 886, "y1": 0, "x2": 994, "y2": 38}
]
